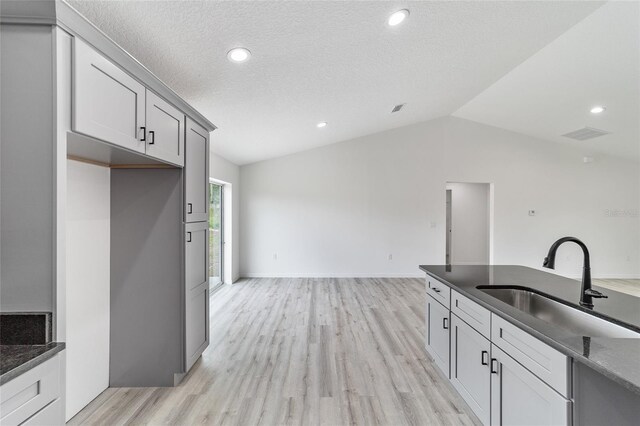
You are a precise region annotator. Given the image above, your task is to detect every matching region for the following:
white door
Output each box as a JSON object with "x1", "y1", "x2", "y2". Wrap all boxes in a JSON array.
[
  {"x1": 451, "y1": 314, "x2": 491, "y2": 425},
  {"x1": 146, "y1": 91, "x2": 184, "y2": 166},
  {"x1": 185, "y1": 222, "x2": 209, "y2": 371},
  {"x1": 490, "y1": 344, "x2": 570, "y2": 426},
  {"x1": 184, "y1": 119, "x2": 209, "y2": 222},
  {"x1": 73, "y1": 38, "x2": 146, "y2": 152},
  {"x1": 426, "y1": 294, "x2": 450, "y2": 377}
]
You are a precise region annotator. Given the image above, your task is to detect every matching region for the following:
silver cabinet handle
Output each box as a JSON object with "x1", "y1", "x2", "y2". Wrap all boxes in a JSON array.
[
  {"x1": 491, "y1": 358, "x2": 499, "y2": 374},
  {"x1": 443, "y1": 317, "x2": 449, "y2": 330},
  {"x1": 481, "y1": 350, "x2": 489, "y2": 366},
  {"x1": 148, "y1": 130, "x2": 155, "y2": 145},
  {"x1": 188, "y1": 203, "x2": 193, "y2": 214},
  {"x1": 432, "y1": 287, "x2": 441, "y2": 293},
  {"x1": 186, "y1": 232, "x2": 192, "y2": 242}
]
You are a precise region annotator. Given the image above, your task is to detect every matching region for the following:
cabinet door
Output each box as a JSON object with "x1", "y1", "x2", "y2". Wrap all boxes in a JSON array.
[
  {"x1": 184, "y1": 119, "x2": 209, "y2": 223},
  {"x1": 426, "y1": 294, "x2": 450, "y2": 377},
  {"x1": 451, "y1": 314, "x2": 491, "y2": 425},
  {"x1": 74, "y1": 38, "x2": 146, "y2": 152},
  {"x1": 490, "y1": 345, "x2": 570, "y2": 426},
  {"x1": 146, "y1": 91, "x2": 185, "y2": 166},
  {"x1": 185, "y1": 222, "x2": 209, "y2": 371}
]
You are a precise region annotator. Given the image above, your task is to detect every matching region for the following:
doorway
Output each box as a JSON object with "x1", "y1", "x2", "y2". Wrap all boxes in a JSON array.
[
  {"x1": 209, "y1": 182, "x2": 223, "y2": 289},
  {"x1": 445, "y1": 182, "x2": 492, "y2": 265}
]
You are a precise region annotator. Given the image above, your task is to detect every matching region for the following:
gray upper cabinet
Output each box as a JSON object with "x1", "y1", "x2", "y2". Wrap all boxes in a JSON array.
[
  {"x1": 451, "y1": 314, "x2": 491, "y2": 425},
  {"x1": 184, "y1": 221, "x2": 209, "y2": 371},
  {"x1": 426, "y1": 294, "x2": 450, "y2": 377},
  {"x1": 74, "y1": 38, "x2": 146, "y2": 153},
  {"x1": 146, "y1": 91, "x2": 185, "y2": 166},
  {"x1": 184, "y1": 119, "x2": 209, "y2": 222},
  {"x1": 490, "y1": 344, "x2": 570, "y2": 426}
]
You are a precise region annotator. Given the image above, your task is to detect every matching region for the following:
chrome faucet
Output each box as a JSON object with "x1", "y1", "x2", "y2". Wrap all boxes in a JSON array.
[{"x1": 543, "y1": 237, "x2": 607, "y2": 309}]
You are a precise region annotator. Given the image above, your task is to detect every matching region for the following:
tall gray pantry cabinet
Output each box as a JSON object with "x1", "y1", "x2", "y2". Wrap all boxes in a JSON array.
[{"x1": 1, "y1": 0, "x2": 215, "y2": 391}]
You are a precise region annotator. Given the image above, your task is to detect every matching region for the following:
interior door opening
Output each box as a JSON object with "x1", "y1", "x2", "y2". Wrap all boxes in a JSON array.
[
  {"x1": 209, "y1": 182, "x2": 223, "y2": 289},
  {"x1": 445, "y1": 182, "x2": 492, "y2": 265}
]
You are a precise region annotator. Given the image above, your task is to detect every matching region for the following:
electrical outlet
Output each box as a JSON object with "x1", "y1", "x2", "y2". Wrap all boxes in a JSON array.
[
  {"x1": 273, "y1": 253, "x2": 278, "y2": 260},
  {"x1": 388, "y1": 254, "x2": 393, "y2": 261},
  {"x1": 528, "y1": 210, "x2": 536, "y2": 216}
]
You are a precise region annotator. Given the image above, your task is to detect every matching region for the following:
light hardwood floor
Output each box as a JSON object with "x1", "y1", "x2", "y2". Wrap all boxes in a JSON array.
[
  {"x1": 593, "y1": 279, "x2": 640, "y2": 298},
  {"x1": 69, "y1": 278, "x2": 480, "y2": 425}
]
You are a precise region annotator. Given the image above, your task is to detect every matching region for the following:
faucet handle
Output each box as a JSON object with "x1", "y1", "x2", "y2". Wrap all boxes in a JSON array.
[{"x1": 584, "y1": 288, "x2": 608, "y2": 299}]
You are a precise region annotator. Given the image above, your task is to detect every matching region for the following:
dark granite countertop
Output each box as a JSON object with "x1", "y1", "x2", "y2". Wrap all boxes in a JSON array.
[
  {"x1": 419, "y1": 265, "x2": 640, "y2": 395},
  {"x1": 0, "y1": 343, "x2": 65, "y2": 385}
]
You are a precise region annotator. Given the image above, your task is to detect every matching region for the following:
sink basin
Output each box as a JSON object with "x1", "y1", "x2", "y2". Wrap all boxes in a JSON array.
[{"x1": 477, "y1": 286, "x2": 640, "y2": 339}]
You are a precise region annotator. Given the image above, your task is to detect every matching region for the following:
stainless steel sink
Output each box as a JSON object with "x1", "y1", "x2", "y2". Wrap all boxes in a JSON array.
[{"x1": 477, "y1": 286, "x2": 640, "y2": 339}]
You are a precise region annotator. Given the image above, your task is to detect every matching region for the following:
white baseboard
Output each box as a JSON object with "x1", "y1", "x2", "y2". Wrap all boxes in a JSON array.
[{"x1": 241, "y1": 272, "x2": 425, "y2": 279}]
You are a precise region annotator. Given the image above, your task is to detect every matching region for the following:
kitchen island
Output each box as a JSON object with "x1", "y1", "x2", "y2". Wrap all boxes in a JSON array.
[{"x1": 420, "y1": 265, "x2": 640, "y2": 426}]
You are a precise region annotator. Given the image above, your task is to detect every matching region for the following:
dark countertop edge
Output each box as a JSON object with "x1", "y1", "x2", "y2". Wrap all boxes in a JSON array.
[
  {"x1": 419, "y1": 266, "x2": 640, "y2": 396},
  {"x1": 0, "y1": 343, "x2": 65, "y2": 386}
]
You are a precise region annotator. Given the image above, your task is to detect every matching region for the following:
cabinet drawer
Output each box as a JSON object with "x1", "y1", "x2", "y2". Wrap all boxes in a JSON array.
[
  {"x1": 491, "y1": 314, "x2": 570, "y2": 397},
  {"x1": 452, "y1": 290, "x2": 491, "y2": 339},
  {"x1": 0, "y1": 354, "x2": 61, "y2": 426},
  {"x1": 426, "y1": 276, "x2": 451, "y2": 308}
]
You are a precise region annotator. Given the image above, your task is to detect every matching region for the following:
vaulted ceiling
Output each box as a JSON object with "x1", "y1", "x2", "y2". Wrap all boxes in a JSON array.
[
  {"x1": 68, "y1": 1, "x2": 605, "y2": 164},
  {"x1": 454, "y1": 1, "x2": 639, "y2": 161}
]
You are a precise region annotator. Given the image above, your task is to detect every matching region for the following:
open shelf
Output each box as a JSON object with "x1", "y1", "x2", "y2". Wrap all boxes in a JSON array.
[{"x1": 67, "y1": 131, "x2": 179, "y2": 168}]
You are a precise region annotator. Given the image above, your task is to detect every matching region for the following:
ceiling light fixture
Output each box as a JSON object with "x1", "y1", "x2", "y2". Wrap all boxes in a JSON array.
[
  {"x1": 388, "y1": 9, "x2": 409, "y2": 26},
  {"x1": 317, "y1": 122, "x2": 327, "y2": 128},
  {"x1": 227, "y1": 47, "x2": 251, "y2": 63},
  {"x1": 590, "y1": 106, "x2": 606, "y2": 114}
]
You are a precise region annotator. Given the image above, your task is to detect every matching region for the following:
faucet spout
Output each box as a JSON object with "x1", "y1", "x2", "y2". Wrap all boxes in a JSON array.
[{"x1": 542, "y1": 237, "x2": 607, "y2": 308}]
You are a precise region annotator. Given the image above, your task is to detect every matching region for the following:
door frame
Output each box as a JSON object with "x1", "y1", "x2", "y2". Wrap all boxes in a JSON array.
[{"x1": 209, "y1": 179, "x2": 224, "y2": 287}]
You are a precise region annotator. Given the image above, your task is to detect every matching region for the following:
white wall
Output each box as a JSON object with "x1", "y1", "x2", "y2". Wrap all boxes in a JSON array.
[
  {"x1": 240, "y1": 116, "x2": 640, "y2": 278},
  {"x1": 65, "y1": 160, "x2": 110, "y2": 420},
  {"x1": 447, "y1": 182, "x2": 490, "y2": 265},
  {"x1": 210, "y1": 152, "x2": 241, "y2": 282}
]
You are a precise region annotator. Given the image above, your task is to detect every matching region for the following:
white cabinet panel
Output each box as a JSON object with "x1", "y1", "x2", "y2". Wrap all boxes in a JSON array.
[
  {"x1": 451, "y1": 314, "x2": 491, "y2": 425},
  {"x1": 73, "y1": 38, "x2": 145, "y2": 153},
  {"x1": 185, "y1": 222, "x2": 209, "y2": 371},
  {"x1": 184, "y1": 119, "x2": 209, "y2": 223},
  {"x1": 426, "y1": 294, "x2": 450, "y2": 377},
  {"x1": 490, "y1": 345, "x2": 570, "y2": 426},
  {"x1": 146, "y1": 91, "x2": 184, "y2": 166}
]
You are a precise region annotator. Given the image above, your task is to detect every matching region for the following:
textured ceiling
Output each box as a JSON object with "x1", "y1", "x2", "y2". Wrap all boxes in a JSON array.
[
  {"x1": 454, "y1": 2, "x2": 639, "y2": 161},
  {"x1": 68, "y1": 0, "x2": 603, "y2": 165}
]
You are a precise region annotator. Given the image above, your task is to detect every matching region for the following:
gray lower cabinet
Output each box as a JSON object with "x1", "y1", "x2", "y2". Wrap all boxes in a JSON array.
[
  {"x1": 185, "y1": 222, "x2": 210, "y2": 371},
  {"x1": 490, "y1": 344, "x2": 570, "y2": 426},
  {"x1": 0, "y1": 352, "x2": 65, "y2": 426},
  {"x1": 451, "y1": 314, "x2": 491, "y2": 425},
  {"x1": 426, "y1": 294, "x2": 450, "y2": 377},
  {"x1": 184, "y1": 119, "x2": 209, "y2": 223}
]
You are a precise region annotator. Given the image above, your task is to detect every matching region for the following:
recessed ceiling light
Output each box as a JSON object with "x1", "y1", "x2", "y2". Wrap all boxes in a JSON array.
[
  {"x1": 388, "y1": 9, "x2": 409, "y2": 26},
  {"x1": 317, "y1": 122, "x2": 327, "y2": 128},
  {"x1": 227, "y1": 47, "x2": 251, "y2": 63},
  {"x1": 590, "y1": 106, "x2": 606, "y2": 114}
]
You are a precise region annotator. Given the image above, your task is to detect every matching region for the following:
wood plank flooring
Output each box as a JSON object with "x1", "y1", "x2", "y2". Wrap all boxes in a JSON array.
[
  {"x1": 593, "y1": 279, "x2": 640, "y2": 298},
  {"x1": 69, "y1": 278, "x2": 480, "y2": 425}
]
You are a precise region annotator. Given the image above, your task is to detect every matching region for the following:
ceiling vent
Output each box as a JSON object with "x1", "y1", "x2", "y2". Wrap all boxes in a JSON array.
[
  {"x1": 562, "y1": 127, "x2": 611, "y2": 141},
  {"x1": 391, "y1": 103, "x2": 405, "y2": 113}
]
